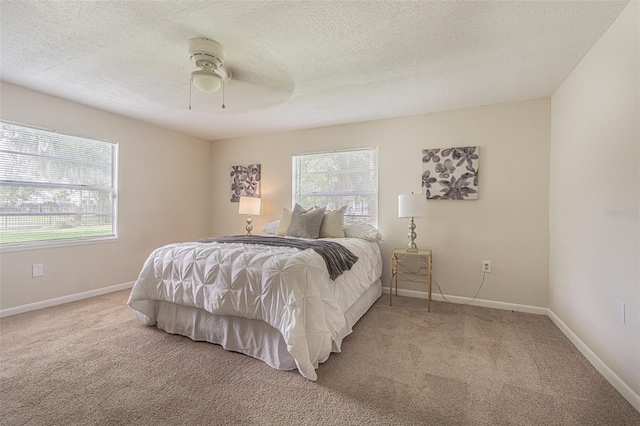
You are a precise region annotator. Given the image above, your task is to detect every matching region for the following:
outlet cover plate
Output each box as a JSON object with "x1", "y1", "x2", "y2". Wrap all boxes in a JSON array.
[{"x1": 32, "y1": 264, "x2": 44, "y2": 278}]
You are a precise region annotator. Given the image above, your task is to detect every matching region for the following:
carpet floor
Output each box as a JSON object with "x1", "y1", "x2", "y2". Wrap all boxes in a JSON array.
[{"x1": 0, "y1": 290, "x2": 638, "y2": 425}]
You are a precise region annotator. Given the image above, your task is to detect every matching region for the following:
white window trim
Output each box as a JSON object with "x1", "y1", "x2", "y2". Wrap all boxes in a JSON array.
[{"x1": 0, "y1": 120, "x2": 119, "y2": 250}]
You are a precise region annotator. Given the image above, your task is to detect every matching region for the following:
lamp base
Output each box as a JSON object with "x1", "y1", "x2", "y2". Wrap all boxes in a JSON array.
[
  {"x1": 245, "y1": 216, "x2": 253, "y2": 235},
  {"x1": 407, "y1": 217, "x2": 418, "y2": 252}
]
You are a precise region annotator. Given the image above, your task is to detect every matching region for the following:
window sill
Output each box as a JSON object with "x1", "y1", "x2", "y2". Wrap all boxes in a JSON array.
[{"x1": 0, "y1": 236, "x2": 119, "y2": 253}]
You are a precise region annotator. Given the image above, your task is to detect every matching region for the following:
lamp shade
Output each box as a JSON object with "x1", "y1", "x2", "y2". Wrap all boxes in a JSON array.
[
  {"x1": 191, "y1": 70, "x2": 222, "y2": 93},
  {"x1": 238, "y1": 197, "x2": 261, "y2": 216},
  {"x1": 398, "y1": 194, "x2": 426, "y2": 218}
]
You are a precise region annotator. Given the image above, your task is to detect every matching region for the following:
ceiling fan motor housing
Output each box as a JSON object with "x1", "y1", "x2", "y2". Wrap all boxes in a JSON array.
[{"x1": 189, "y1": 38, "x2": 227, "y2": 70}]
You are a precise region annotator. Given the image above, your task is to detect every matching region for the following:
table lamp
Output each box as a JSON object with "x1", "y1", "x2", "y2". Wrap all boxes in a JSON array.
[
  {"x1": 398, "y1": 193, "x2": 427, "y2": 252},
  {"x1": 238, "y1": 196, "x2": 261, "y2": 235}
]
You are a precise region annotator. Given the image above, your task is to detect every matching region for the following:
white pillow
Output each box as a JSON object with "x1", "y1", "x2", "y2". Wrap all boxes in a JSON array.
[
  {"x1": 344, "y1": 223, "x2": 382, "y2": 242},
  {"x1": 319, "y1": 206, "x2": 346, "y2": 238},
  {"x1": 262, "y1": 220, "x2": 280, "y2": 235},
  {"x1": 276, "y1": 208, "x2": 292, "y2": 236}
]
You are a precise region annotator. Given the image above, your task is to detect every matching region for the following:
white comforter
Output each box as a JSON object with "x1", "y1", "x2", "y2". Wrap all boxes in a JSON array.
[{"x1": 128, "y1": 237, "x2": 382, "y2": 380}]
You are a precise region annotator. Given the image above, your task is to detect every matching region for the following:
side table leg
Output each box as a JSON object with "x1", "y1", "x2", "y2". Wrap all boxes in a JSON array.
[
  {"x1": 389, "y1": 255, "x2": 394, "y2": 306},
  {"x1": 427, "y1": 254, "x2": 432, "y2": 312}
]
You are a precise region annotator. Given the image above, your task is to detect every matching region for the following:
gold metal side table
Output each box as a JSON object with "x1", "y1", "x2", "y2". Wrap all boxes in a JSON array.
[{"x1": 389, "y1": 249, "x2": 433, "y2": 312}]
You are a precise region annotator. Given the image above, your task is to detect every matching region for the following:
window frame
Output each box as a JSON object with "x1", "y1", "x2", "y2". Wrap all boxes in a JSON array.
[
  {"x1": 292, "y1": 147, "x2": 378, "y2": 226},
  {"x1": 0, "y1": 120, "x2": 119, "y2": 251}
]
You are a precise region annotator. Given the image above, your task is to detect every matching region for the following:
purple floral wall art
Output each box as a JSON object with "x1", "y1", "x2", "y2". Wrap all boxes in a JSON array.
[
  {"x1": 422, "y1": 147, "x2": 479, "y2": 200},
  {"x1": 230, "y1": 164, "x2": 261, "y2": 202}
]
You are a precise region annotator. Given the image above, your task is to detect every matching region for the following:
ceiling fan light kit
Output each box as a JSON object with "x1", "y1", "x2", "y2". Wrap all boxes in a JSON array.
[
  {"x1": 191, "y1": 70, "x2": 223, "y2": 93},
  {"x1": 188, "y1": 38, "x2": 231, "y2": 90}
]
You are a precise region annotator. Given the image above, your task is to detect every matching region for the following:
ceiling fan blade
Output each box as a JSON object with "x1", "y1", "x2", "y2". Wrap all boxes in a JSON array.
[{"x1": 228, "y1": 68, "x2": 294, "y2": 94}]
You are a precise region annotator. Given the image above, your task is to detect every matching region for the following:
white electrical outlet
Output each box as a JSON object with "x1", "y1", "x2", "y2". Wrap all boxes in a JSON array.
[
  {"x1": 32, "y1": 264, "x2": 44, "y2": 278},
  {"x1": 482, "y1": 260, "x2": 491, "y2": 273}
]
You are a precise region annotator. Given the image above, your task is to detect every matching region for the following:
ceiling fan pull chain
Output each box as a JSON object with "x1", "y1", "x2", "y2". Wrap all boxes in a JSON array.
[
  {"x1": 222, "y1": 81, "x2": 226, "y2": 109},
  {"x1": 189, "y1": 78, "x2": 192, "y2": 110}
]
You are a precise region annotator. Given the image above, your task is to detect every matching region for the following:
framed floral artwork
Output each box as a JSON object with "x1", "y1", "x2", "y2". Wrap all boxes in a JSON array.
[
  {"x1": 422, "y1": 147, "x2": 479, "y2": 200},
  {"x1": 230, "y1": 164, "x2": 261, "y2": 202}
]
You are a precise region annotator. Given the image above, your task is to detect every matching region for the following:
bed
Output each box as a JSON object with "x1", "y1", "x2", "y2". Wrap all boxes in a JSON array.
[{"x1": 127, "y1": 218, "x2": 382, "y2": 381}]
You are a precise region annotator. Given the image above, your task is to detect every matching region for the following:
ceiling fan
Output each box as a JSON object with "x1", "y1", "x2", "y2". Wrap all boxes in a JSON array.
[
  {"x1": 186, "y1": 37, "x2": 296, "y2": 112},
  {"x1": 188, "y1": 37, "x2": 231, "y2": 109}
]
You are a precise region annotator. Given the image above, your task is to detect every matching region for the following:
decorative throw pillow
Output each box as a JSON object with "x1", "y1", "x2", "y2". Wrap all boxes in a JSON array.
[
  {"x1": 262, "y1": 220, "x2": 280, "y2": 235},
  {"x1": 344, "y1": 223, "x2": 383, "y2": 242},
  {"x1": 276, "y1": 208, "x2": 292, "y2": 236},
  {"x1": 319, "y1": 206, "x2": 347, "y2": 238},
  {"x1": 286, "y1": 204, "x2": 326, "y2": 239}
]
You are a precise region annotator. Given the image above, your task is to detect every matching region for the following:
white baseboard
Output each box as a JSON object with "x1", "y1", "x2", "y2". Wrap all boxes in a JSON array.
[
  {"x1": 548, "y1": 309, "x2": 640, "y2": 413},
  {"x1": 382, "y1": 286, "x2": 548, "y2": 315},
  {"x1": 0, "y1": 281, "x2": 134, "y2": 318}
]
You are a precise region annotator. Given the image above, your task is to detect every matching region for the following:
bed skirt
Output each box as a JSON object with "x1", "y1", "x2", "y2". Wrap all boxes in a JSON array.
[{"x1": 154, "y1": 279, "x2": 382, "y2": 371}]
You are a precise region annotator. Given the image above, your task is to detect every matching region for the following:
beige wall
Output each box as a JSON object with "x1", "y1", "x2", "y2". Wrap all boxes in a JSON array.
[
  {"x1": 0, "y1": 83, "x2": 211, "y2": 310},
  {"x1": 550, "y1": 1, "x2": 639, "y2": 399},
  {"x1": 211, "y1": 98, "x2": 550, "y2": 308}
]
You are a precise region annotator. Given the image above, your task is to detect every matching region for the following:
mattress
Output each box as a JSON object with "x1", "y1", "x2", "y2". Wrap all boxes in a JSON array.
[{"x1": 128, "y1": 236, "x2": 382, "y2": 380}]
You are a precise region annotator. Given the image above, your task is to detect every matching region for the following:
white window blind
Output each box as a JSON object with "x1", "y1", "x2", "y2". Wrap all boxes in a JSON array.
[
  {"x1": 293, "y1": 148, "x2": 378, "y2": 226},
  {"x1": 0, "y1": 121, "x2": 118, "y2": 248}
]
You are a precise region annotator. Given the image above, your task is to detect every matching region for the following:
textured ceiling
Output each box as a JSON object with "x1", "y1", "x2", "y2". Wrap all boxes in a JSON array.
[{"x1": 0, "y1": 1, "x2": 629, "y2": 141}]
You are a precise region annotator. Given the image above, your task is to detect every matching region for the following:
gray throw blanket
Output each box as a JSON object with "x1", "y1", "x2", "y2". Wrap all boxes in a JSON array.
[{"x1": 198, "y1": 235, "x2": 359, "y2": 280}]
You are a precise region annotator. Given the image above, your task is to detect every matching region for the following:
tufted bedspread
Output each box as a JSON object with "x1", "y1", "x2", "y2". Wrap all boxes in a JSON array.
[
  {"x1": 127, "y1": 236, "x2": 382, "y2": 380},
  {"x1": 198, "y1": 235, "x2": 359, "y2": 280}
]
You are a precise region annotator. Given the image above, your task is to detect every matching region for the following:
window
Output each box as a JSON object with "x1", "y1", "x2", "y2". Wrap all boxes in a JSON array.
[
  {"x1": 292, "y1": 148, "x2": 378, "y2": 225},
  {"x1": 0, "y1": 121, "x2": 118, "y2": 248}
]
